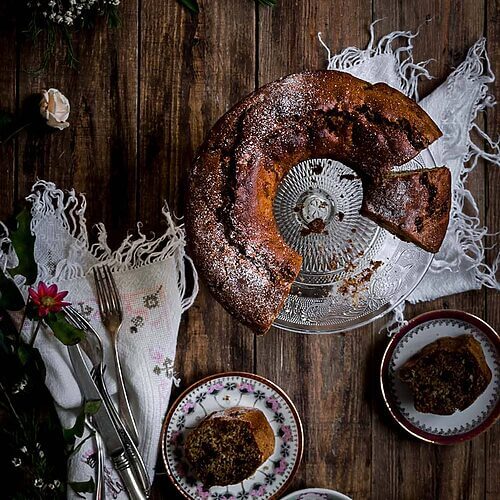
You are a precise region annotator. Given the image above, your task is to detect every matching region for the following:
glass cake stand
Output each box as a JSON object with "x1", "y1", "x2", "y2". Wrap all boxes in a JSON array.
[{"x1": 272, "y1": 150, "x2": 437, "y2": 334}]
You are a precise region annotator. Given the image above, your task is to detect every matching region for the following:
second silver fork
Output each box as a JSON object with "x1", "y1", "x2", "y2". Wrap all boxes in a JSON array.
[{"x1": 93, "y1": 264, "x2": 139, "y2": 445}]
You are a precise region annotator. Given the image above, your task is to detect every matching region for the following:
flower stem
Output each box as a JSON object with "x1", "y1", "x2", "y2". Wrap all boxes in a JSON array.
[
  {"x1": 29, "y1": 321, "x2": 42, "y2": 348},
  {"x1": 0, "y1": 122, "x2": 33, "y2": 144}
]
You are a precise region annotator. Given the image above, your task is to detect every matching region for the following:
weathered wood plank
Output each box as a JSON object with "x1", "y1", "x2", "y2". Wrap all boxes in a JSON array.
[
  {"x1": 16, "y1": 3, "x2": 139, "y2": 246},
  {"x1": 372, "y1": 1, "x2": 488, "y2": 499},
  {"x1": 485, "y1": 1, "x2": 500, "y2": 498},
  {"x1": 0, "y1": 2, "x2": 17, "y2": 220},
  {"x1": 256, "y1": 2, "x2": 373, "y2": 498},
  {"x1": 138, "y1": 1, "x2": 255, "y2": 497}
]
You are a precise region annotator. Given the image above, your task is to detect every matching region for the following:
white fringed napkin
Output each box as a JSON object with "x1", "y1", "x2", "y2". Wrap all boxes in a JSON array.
[
  {"x1": 320, "y1": 23, "x2": 499, "y2": 329},
  {"x1": 1, "y1": 181, "x2": 198, "y2": 498}
]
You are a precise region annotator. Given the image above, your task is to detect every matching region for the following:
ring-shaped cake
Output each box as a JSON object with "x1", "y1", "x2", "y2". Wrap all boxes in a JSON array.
[{"x1": 186, "y1": 70, "x2": 450, "y2": 334}]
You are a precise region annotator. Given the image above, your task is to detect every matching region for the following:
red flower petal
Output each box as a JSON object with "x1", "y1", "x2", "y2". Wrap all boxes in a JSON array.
[
  {"x1": 28, "y1": 287, "x2": 39, "y2": 302},
  {"x1": 46, "y1": 284, "x2": 58, "y2": 296},
  {"x1": 38, "y1": 306, "x2": 48, "y2": 317},
  {"x1": 54, "y1": 290, "x2": 69, "y2": 301},
  {"x1": 38, "y1": 282, "x2": 48, "y2": 295}
]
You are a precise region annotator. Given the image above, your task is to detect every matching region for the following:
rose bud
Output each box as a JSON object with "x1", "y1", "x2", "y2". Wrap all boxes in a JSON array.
[{"x1": 39, "y1": 88, "x2": 70, "y2": 130}]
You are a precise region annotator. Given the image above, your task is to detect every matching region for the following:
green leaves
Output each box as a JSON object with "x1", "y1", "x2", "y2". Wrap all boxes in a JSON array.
[
  {"x1": 0, "y1": 268, "x2": 25, "y2": 311},
  {"x1": 8, "y1": 208, "x2": 37, "y2": 285},
  {"x1": 69, "y1": 478, "x2": 95, "y2": 497},
  {"x1": 179, "y1": 0, "x2": 199, "y2": 13},
  {"x1": 45, "y1": 312, "x2": 86, "y2": 346},
  {"x1": 63, "y1": 400, "x2": 101, "y2": 445}
]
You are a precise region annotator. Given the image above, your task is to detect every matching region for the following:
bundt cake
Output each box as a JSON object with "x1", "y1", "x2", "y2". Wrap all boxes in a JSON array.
[
  {"x1": 361, "y1": 167, "x2": 451, "y2": 253},
  {"x1": 186, "y1": 70, "x2": 448, "y2": 334},
  {"x1": 184, "y1": 407, "x2": 275, "y2": 487},
  {"x1": 398, "y1": 335, "x2": 492, "y2": 415}
]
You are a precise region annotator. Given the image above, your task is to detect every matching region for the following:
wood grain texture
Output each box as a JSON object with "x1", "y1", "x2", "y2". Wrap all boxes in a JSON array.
[
  {"x1": 372, "y1": 2, "x2": 490, "y2": 499},
  {"x1": 0, "y1": 1, "x2": 17, "y2": 220},
  {"x1": 16, "y1": 1, "x2": 139, "y2": 246},
  {"x1": 256, "y1": 2, "x2": 373, "y2": 498},
  {"x1": 0, "y1": 1, "x2": 498, "y2": 499},
  {"x1": 486, "y1": 1, "x2": 500, "y2": 499},
  {"x1": 138, "y1": 1, "x2": 256, "y2": 497}
]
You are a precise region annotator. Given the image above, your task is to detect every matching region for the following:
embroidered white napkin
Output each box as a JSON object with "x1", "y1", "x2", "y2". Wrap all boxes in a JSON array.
[
  {"x1": 320, "y1": 24, "x2": 499, "y2": 327},
  {"x1": 2, "y1": 181, "x2": 198, "y2": 498}
]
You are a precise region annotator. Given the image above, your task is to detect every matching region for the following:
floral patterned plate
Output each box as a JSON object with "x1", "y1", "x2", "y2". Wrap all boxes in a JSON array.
[
  {"x1": 161, "y1": 372, "x2": 304, "y2": 499},
  {"x1": 381, "y1": 310, "x2": 500, "y2": 444},
  {"x1": 280, "y1": 488, "x2": 352, "y2": 500}
]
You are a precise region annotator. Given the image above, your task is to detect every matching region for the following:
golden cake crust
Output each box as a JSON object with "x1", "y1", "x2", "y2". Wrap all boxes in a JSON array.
[{"x1": 186, "y1": 70, "x2": 443, "y2": 334}]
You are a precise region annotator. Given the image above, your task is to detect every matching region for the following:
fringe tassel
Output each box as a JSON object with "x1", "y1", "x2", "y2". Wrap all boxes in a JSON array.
[
  {"x1": 319, "y1": 26, "x2": 499, "y2": 335},
  {"x1": 3, "y1": 180, "x2": 198, "y2": 310}
]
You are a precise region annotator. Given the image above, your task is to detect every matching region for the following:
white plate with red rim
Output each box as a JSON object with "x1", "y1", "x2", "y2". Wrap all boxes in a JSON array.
[
  {"x1": 380, "y1": 310, "x2": 500, "y2": 444},
  {"x1": 280, "y1": 488, "x2": 352, "y2": 500},
  {"x1": 161, "y1": 371, "x2": 304, "y2": 499}
]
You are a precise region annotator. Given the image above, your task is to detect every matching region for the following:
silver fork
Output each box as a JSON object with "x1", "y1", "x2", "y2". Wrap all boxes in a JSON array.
[
  {"x1": 65, "y1": 306, "x2": 151, "y2": 496},
  {"x1": 93, "y1": 264, "x2": 139, "y2": 445},
  {"x1": 85, "y1": 417, "x2": 105, "y2": 500}
]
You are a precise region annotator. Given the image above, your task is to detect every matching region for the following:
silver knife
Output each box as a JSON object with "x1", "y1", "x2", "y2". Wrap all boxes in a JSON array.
[
  {"x1": 68, "y1": 344, "x2": 147, "y2": 500},
  {"x1": 64, "y1": 307, "x2": 151, "y2": 496}
]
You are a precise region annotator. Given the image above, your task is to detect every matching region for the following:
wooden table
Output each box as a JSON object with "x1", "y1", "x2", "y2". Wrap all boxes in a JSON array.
[{"x1": 1, "y1": 1, "x2": 498, "y2": 498}]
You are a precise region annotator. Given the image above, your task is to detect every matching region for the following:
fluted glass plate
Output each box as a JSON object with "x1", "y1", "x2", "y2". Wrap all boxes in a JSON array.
[{"x1": 272, "y1": 150, "x2": 436, "y2": 334}]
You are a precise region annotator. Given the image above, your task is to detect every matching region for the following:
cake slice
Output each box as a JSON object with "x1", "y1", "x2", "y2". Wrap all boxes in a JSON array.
[
  {"x1": 361, "y1": 166, "x2": 451, "y2": 253},
  {"x1": 185, "y1": 407, "x2": 275, "y2": 487},
  {"x1": 398, "y1": 335, "x2": 492, "y2": 415}
]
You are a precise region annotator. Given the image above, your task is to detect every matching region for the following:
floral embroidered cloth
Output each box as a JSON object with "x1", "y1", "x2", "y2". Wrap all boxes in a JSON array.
[{"x1": 5, "y1": 181, "x2": 198, "y2": 498}]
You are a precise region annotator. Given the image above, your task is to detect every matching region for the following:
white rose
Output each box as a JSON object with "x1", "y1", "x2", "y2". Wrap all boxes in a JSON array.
[{"x1": 40, "y1": 88, "x2": 70, "y2": 130}]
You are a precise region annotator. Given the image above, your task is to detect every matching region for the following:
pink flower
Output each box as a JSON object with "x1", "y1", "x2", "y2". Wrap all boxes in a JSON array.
[
  {"x1": 238, "y1": 382, "x2": 254, "y2": 393},
  {"x1": 265, "y1": 396, "x2": 281, "y2": 412},
  {"x1": 275, "y1": 458, "x2": 288, "y2": 475},
  {"x1": 182, "y1": 400, "x2": 195, "y2": 414},
  {"x1": 207, "y1": 382, "x2": 224, "y2": 394},
  {"x1": 196, "y1": 484, "x2": 210, "y2": 499},
  {"x1": 28, "y1": 282, "x2": 70, "y2": 317},
  {"x1": 280, "y1": 425, "x2": 292, "y2": 443},
  {"x1": 250, "y1": 485, "x2": 267, "y2": 497}
]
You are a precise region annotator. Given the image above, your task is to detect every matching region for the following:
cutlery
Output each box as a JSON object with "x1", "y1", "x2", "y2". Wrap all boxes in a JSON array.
[
  {"x1": 65, "y1": 306, "x2": 151, "y2": 496},
  {"x1": 93, "y1": 265, "x2": 139, "y2": 445},
  {"x1": 68, "y1": 343, "x2": 147, "y2": 500},
  {"x1": 85, "y1": 417, "x2": 104, "y2": 500}
]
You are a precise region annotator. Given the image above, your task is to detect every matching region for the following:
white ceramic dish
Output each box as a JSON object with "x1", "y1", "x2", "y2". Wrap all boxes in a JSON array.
[
  {"x1": 161, "y1": 372, "x2": 303, "y2": 499},
  {"x1": 280, "y1": 487, "x2": 352, "y2": 500},
  {"x1": 381, "y1": 310, "x2": 500, "y2": 444}
]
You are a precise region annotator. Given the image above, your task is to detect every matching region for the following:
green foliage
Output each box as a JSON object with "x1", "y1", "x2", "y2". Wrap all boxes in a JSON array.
[
  {"x1": 179, "y1": 0, "x2": 199, "y2": 12},
  {"x1": 8, "y1": 208, "x2": 37, "y2": 285},
  {"x1": 0, "y1": 268, "x2": 25, "y2": 311},
  {"x1": 0, "y1": 314, "x2": 66, "y2": 499},
  {"x1": 63, "y1": 400, "x2": 101, "y2": 446},
  {"x1": 45, "y1": 312, "x2": 86, "y2": 346},
  {"x1": 69, "y1": 478, "x2": 95, "y2": 497}
]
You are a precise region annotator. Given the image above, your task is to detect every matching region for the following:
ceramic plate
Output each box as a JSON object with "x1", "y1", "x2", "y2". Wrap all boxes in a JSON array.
[
  {"x1": 281, "y1": 488, "x2": 352, "y2": 500},
  {"x1": 381, "y1": 310, "x2": 500, "y2": 444},
  {"x1": 161, "y1": 372, "x2": 304, "y2": 499}
]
